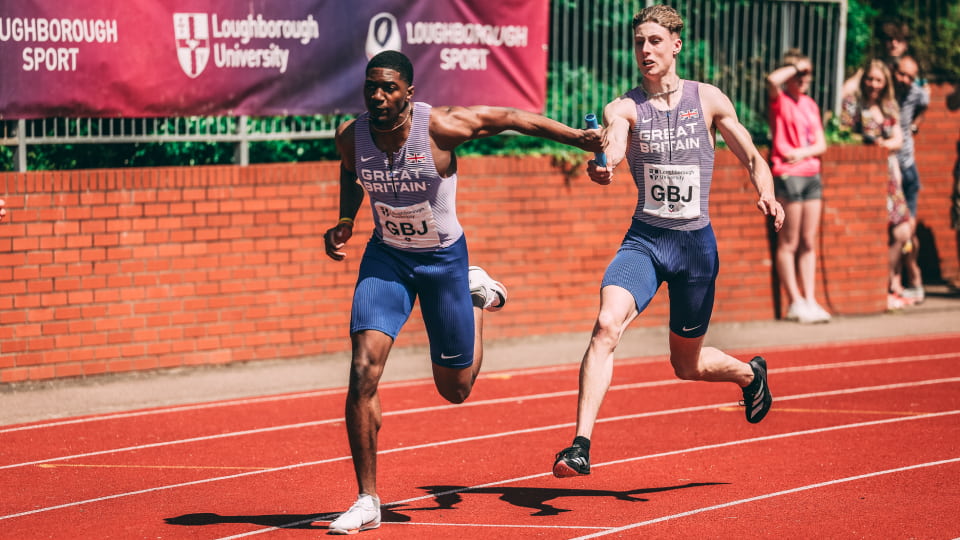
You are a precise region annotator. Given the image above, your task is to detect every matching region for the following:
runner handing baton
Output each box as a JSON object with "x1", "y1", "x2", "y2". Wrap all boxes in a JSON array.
[{"x1": 323, "y1": 50, "x2": 601, "y2": 534}]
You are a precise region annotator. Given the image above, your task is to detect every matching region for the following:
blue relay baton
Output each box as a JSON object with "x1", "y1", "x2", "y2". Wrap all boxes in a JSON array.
[{"x1": 584, "y1": 113, "x2": 607, "y2": 167}]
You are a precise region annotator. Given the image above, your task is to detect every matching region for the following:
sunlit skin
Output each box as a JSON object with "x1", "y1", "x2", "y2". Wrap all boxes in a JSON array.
[
  {"x1": 860, "y1": 66, "x2": 901, "y2": 153},
  {"x1": 894, "y1": 56, "x2": 919, "y2": 90},
  {"x1": 363, "y1": 68, "x2": 413, "y2": 133},
  {"x1": 862, "y1": 67, "x2": 887, "y2": 99},
  {"x1": 633, "y1": 22, "x2": 682, "y2": 92},
  {"x1": 786, "y1": 66, "x2": 814, "y2": 99}
]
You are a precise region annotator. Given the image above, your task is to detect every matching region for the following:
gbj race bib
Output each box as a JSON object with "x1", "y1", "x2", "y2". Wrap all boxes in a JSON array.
[
  {"x1": 374, "y1": 200, "x2": 441, "y2": 249},
  {"x1": 642, "y1": 163, "x2": 701, "y2": 219}
]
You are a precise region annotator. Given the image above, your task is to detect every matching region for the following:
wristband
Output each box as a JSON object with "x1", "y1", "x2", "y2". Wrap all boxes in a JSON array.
[{"x1": 338, "y1": 217, "x2": 354, "y2": 226}]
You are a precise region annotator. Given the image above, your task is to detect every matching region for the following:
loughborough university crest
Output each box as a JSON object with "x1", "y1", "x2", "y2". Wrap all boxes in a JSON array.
[{"x1": 173, "y1": 13, "x2": 210, "y2": 78}]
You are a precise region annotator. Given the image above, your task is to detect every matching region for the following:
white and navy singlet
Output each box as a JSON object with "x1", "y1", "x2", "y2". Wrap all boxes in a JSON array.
[
  {"x1": 350, "y1": 102, "x2": 476, "y2": 368},
  {"x1": 601, "y1": 81, "x2": 721, "y2": 338},
  {"x1": 624, "y1": 80, "x2": 715, "y2": 231},
  {"x1": 354, "y1": 102, "x2": 463, "y2": 252}
]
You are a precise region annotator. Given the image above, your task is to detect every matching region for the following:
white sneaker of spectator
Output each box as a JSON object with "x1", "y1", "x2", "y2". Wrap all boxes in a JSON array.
[
  {"x1": 803, "y1": 299, "x2": 832, "y2": 323},
  {"x1": 787, "y1": 298, "x2": 830, "y2": 324},
  {"x1": 900, "y1": 287, "x2": 925, "y2": 303}
]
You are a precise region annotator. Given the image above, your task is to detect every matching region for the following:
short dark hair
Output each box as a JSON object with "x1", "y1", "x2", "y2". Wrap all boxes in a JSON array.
[
  {"x1": 878, "y1": 19, "x2": 910, "y2": 42},
  {"x1": 367, "y1": 50, "x2": 414, "y2": 85}
]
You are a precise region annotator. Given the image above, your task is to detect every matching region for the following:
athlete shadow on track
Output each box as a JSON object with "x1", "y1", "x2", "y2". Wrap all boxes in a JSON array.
[
  {"x1": 164, "y1": 508, "x2": 412, "y2": 529},
  {"x1": 396, "y1": 482, "x2": 728, "y2": 517}
]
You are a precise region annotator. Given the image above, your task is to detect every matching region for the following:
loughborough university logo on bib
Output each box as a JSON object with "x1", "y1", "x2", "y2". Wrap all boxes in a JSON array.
[{"x1": 173, "y1": 13, "x2": 210, "y2": 78}]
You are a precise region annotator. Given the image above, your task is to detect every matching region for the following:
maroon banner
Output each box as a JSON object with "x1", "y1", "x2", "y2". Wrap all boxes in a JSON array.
[{"x1": 0, "y1": 0, "x2": 548, "y2": 119}]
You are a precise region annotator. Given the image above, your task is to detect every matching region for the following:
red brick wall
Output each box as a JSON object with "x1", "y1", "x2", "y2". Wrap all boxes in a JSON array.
[
  {"x1": 1, "y1": 86, "x2": 955, "y2": 383},
  {"x1": 913, "y1": 84, "x2": 960, "y2": 284}
]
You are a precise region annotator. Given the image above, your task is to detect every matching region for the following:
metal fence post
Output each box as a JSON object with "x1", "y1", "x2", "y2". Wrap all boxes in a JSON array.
[
  {"x1": 835, "y1": 0, "x2": 849, "y2": 115},
  {"x1": 235, "y1": 115, "x2": 250, "y2": 166},
  {"x1": 14, "y1": 120, "x2": 28, "y2": 172}
]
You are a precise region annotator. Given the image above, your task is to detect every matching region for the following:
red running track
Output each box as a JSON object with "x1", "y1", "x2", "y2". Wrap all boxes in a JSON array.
[{"x1": 1, "y1": 334, "x2": 958, "y2": 539}]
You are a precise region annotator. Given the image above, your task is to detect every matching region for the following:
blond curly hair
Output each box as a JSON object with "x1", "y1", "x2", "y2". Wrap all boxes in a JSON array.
[{"x1": 632, "y1": 5, "x2": 684, "y2": 35}]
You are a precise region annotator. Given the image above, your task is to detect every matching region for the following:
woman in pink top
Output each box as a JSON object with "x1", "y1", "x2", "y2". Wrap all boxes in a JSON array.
[{"x1": 766, "y1": 50, "x2": 829, "y2": 323}]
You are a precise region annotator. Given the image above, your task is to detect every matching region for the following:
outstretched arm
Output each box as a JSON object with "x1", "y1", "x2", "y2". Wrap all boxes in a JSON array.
[
  {"x1": 583, "y1": 97, "x2": 636, "y2": 185},
  {"x1": 703, "y1": 84, "x2": 785, "y2": 231},
  {"x1": 429, "y1": 105, "x2": 602, "y2": 153},
  {"x1": 324, "y1": 120, "x2": 365, "y2": 261}
]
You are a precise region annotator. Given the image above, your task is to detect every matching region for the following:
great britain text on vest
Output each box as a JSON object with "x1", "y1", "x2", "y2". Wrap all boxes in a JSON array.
[
  {"x1": 360, "y1": 167, "x2": 429, "y2": 193},
  {"x1": 636, "y1": 122, "x2": 702, "y2": 154}
]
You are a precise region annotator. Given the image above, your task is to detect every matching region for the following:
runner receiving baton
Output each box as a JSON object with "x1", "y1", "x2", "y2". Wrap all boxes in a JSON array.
[{"x1": 553, "y1": 4, "x2": 784, "y2": 478}]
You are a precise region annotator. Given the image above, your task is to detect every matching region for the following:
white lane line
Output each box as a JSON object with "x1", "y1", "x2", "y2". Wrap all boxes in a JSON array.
[
  {"x1": 216, "y1": 520, "x2": 612, "y2": 540},
  {"x1": 0, "y1": 384, "x2": 414, "y2": 435},
  {"x1": 3, "y1": 375, "x2": 960, "y2": 472},
  {"x1": 37, "y1": 463, "x2": 270, "y2": 471},
  {"x1": 3, "y1": 350, "x2": 955, "y2": 434},
  {"x1": 4, "y1": 405, "x2": 957, "y2": 526},
  {"x1": 213, "y1": 410, "x2": 960, "y2": 539},
  {"x1": 0, "y1": 418, "x2": 343, "y2": 471},
  {"x1": 774, "y1": 352, "x2": 960, "y2": 373},
  {"x1": 387, "y1": 522, "x2": 611, "y2": 530},
  {"x1": 569, "y1": 457, "x2": 960, "y2": 539}
]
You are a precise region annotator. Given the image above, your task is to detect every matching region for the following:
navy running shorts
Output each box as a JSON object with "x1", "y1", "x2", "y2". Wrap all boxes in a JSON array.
[
  {"x1": 602, "y1": 219, "x2": 719, "y2": 338},
  {"x1": 774, "y1": 174, "x2": 822, "y2": 203},
  {"x1": 351, "y1": 234, "x2": 475, "y2": 369}
]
